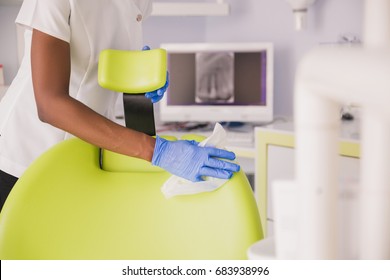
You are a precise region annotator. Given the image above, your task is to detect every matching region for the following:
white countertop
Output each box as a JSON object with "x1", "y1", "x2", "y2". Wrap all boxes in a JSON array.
[{"x1": 256, "y1": 116, "x2": 360, "y2": 142}]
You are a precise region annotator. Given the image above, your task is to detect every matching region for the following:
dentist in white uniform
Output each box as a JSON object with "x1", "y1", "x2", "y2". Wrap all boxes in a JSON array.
[{"x1": 0, "y1": 0, "x2": 240, "y2": 211}]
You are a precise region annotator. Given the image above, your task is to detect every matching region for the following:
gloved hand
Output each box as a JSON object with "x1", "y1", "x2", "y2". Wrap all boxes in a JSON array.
[
  {"x1": 142, "y1": 45, "x2": 169, "y2": 103},
  {"x1": 152, "y1": 136, "x2": 240, "y2": 182}
]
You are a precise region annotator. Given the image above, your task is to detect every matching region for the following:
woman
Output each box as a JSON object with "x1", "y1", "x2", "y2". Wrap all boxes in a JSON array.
[{"x1": 0, "y1": 0, "x2": 239, "y2": 210}]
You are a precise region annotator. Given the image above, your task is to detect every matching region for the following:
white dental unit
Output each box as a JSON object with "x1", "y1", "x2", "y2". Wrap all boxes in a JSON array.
[{"x1": 268, "y1": 0, "x2": 390, "y2": 259}]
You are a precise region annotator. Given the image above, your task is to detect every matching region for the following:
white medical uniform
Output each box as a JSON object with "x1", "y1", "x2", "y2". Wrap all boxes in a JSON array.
[{"x1": 0, "y1": 0, "x2": 152, "y2": 178}]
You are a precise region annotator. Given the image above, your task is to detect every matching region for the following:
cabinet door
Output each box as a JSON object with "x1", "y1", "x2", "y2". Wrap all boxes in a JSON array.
[{"x1": 267, "y1": 145, "x2": 360, "y2": 238}]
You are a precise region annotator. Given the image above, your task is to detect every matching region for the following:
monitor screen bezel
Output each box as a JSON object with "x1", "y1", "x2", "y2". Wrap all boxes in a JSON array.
[{"x1": 159, "y1": 42, "x2": 274, "y2": 124}]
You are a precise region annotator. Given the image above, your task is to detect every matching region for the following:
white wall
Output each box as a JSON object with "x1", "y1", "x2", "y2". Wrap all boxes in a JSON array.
[
  {"x1": 0, "y1": 5, "x2": 20, "y2": 85},
  {"x1": 207, "y1": 0, "x2": 364, "y2": 116},
  {"x1": 143, "y1": 0, "x2": 363, "y2": 116},
  {"x1": 0, "y1": 0, "x2": 363, "y2": 117}
]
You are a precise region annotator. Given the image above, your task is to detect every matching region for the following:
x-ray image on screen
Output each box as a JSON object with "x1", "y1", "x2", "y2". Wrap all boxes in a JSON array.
[
  {"x1": 160, "y1": 42, "x2": 273, "y2": 123},
  {"x1": 195, "y1": 52, "x2": 234, "y2": 104}
]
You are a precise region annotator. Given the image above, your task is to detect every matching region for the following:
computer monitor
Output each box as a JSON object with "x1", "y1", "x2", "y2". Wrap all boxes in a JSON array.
[{"x1": 159, "y1": 42, "x2": 274, "y2": 124}]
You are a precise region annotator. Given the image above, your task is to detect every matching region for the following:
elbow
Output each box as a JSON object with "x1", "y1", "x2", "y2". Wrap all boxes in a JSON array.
[
  {"x1": 34, "y1": 89, "x2": 71, "y2": 126},
  {"x1": 35, "y1": 98, "x2": 56, "y2": 124},
  {"x1": 36, "y1": 104, "x2": 50, "y2": 123}
]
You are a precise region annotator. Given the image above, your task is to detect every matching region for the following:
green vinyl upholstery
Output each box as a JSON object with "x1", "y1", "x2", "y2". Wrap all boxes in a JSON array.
[{"x1": 0, "y1": 138, "x2": 263, "y2": 259}]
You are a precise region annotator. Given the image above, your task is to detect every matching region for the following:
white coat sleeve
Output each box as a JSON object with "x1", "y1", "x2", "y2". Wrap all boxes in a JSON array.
[{"x1": 15, "y1": 0, "x2": 71, "y2": 43}]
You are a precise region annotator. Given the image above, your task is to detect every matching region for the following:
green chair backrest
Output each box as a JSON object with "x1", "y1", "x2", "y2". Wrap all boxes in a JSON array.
[{"x1": 0, "y1": 138, "x2": 263, "y2": 259}]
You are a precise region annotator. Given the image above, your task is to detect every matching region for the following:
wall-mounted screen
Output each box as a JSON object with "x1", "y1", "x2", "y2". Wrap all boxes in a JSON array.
[{"x1": 159, "y1": 42, "x2": 274, "y2": 124}]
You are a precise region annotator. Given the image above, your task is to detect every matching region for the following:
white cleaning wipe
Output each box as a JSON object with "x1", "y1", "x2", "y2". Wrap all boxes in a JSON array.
[{"x1": 161, "y1": 123, "x2": 235, "y2": 199}]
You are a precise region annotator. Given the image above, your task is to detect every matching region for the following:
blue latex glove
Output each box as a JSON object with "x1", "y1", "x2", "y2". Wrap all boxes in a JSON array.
[
  {"x1": 143, "y1": 45, "x2": 169, "y2": 103},
  {"x1": 152, "y1": 136, "x2": 240, "y2": 182}
]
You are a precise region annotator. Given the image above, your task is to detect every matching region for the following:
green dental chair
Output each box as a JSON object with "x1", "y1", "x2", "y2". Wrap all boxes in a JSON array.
[{"x1": 0, "y1": 49, "x2": 263, "y2": 260}]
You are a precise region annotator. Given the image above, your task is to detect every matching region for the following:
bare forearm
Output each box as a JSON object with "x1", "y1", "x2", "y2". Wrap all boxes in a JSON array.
[{"x1": 38, "y1": 94, "x2": 155, "y2": 161}]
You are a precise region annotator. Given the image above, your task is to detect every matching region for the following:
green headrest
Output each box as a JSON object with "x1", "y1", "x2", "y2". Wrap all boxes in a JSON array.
[{"x1": 98, "y1": 49, "x2": 167, "y2": 94}]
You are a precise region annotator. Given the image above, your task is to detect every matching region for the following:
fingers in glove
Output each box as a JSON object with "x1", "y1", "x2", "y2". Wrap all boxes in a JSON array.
[
  {"x1": 198, "y1": 166, "x2": 234, "y2": 180},
  {"x1": 205, "y1": 147, "x2": 236, "y2": 161},
  {"x1": 206, "y1": 157, "x2": 240, "y2": 172}
]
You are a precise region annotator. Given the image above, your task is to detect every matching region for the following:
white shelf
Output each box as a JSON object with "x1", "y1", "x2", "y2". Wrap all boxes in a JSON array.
[
  {"x1": 0, "y1": 1, "x2": 230, "y2": 16},
  {"x1": 152, "y1": 2, "x2": 230, "y2": 16}
]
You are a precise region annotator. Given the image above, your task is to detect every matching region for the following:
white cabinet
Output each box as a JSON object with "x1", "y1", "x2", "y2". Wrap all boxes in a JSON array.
[{"x1": 254, "y1": 120, "x2": 360, "y2": 237}]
